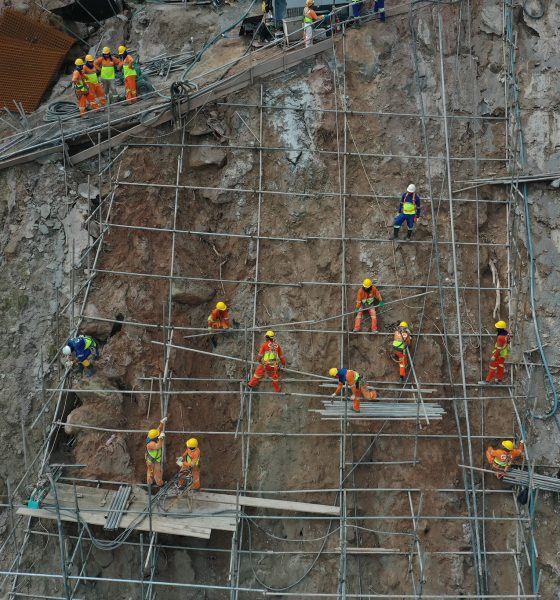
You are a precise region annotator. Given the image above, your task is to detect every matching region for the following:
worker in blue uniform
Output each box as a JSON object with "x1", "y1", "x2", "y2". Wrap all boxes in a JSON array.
[
  {"x1": 63, "y1": 335, "x2": 100, "y2": 374},
  {"x1": 393, "y1": 184, "x2": 421, "y2": 240}
]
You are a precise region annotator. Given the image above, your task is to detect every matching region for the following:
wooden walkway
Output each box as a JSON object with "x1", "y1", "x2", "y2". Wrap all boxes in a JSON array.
[{"x1": 18, "y1": 483, "x2": 339, "y2": 540}]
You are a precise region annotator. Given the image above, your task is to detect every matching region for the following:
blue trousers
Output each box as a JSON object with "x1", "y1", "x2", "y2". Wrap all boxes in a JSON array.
[
  {"x1": 374, "y1": 0, "x2": 385, "y2": 21},
  {"x1": 394, "y1": 213, "x2": 415, "y2": 229},
  {"x1": 351, "y1": 2, "x2": 362, "y2": 17}
]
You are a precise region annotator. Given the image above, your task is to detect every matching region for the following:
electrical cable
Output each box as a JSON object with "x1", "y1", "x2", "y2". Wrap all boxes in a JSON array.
[{"x1": 43, "y1": 102, "x2": 80, "y2": 122}]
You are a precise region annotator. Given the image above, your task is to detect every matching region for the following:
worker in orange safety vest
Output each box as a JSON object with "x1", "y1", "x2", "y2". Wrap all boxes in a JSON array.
[
  {"x1": 353, "y1": 278, "x2": 384, "y2": 333},
  {"x1": 94, "y1": 47, "x2": 121, "y2": 102},
  {"x1": 179, "y1": 438, "x2": 201, "y2": 490},
  {"x1": 118, "y1": 45, "x2": 137, "y2": 103},
  {"x1": 72, "y1": 59, "x2": 99, "y2": 116},
  {"x1": 329, "y1": 367, "x2": 377, "y2": 412},
  {"x1": 485, "y1": 439, "x2": 524, "y2": 479},
  {"x1": 145, "y1": 417, "x2": 167, "y2": 489},
  {"x1": 208, "y1": 301, "x2": 230, "y2": 330},
  {"x1": 485, "y1": 320, "x2": 512, "y2": 383},
  {"x1": 393, "y1": 321, "x2": 412, "y2": 382},
  {"x1": 83, "y1": 54, "x2": 106, "y2": 107},
  {"x1": 248, "y1": 330, "x2": 286, "y2": 393}
]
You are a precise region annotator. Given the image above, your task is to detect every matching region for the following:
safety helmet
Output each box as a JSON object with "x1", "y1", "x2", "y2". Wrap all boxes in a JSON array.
[
  {"x1": 74, "y1": 58, "x2": 84, "y2": 66},
  {"x1": 407, "y1": 184, "x2": 416, "y2": 193},
  {"x1": 186, "y1": 438, "x2": 198, "y2": 448},
  {"x1": 265, "y1": 330, "x2": 275, "y2": 338},
  {"x1": 147, "y1": 429, "x2": 160, "y2": 440},
  {"x1": 362, "y1": 278, "x2": 372, "y2": 288},
  {"x1": 399, "y1": 321, "x2": 409, "y2": 328},
  {"x1": 495, "y1": 320, "x2": 507, "y2": 329},
  {"x1": 216, "y1": 301, "x2": 227, "y2": 311},
  {"x1": 306, "y1": 0, "x2": 314, "y2": 5},
  {"x1": 102, "y1": 46, "x2": 111, "y2": 54},
  {"x1": 329, "y1": 368, "x2": 338, "y2": 377},
  {"x1": 85, "y1": 54, "x2": 94, "y2": 62},
  {"x1": 118, "y1": 45, "x2": 127, "y2": 54},
  {"x1": 62, "y1": 345, "x2": 72, "y2": 355},
  {"x1": 82, "y1": 360, "x2": 91, "y2": 367},
  {"x1": 501, "y1": 440, "x2": 514, "y2": 451}
]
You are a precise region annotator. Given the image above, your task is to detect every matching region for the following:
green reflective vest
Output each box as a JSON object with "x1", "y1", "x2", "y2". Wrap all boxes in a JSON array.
[
  {"x1": 263, "y1": 350, "x2": 278, "y2": 364},
  {"x1": 402, "y1": 201, "x2": 416, "y2": 215},
  {"x1": 84, "y1": 71, "x2": 99, "y2": 84},
  {"x1": 146, "y1": 446, "x2": 162, "y2": 463},
  {"x1": 123, "y1": 59, "x2": 136, "y2": 78}
]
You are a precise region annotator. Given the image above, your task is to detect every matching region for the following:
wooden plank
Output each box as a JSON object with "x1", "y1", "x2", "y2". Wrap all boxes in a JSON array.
[{"x1": 195, "y1": 491, "x2": 340, "y2": 515}]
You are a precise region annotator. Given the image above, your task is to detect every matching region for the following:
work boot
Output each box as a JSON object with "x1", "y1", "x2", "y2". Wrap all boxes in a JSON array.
[
  {"x1": 400, "y1": 376, "x2": 405, "y2": 383},
  {"x1": 406, "y1": 229, "x2": 413, "y2": 240},
  {"x1": 393, "y1": 227, "x2": 400, "y2": 240}
]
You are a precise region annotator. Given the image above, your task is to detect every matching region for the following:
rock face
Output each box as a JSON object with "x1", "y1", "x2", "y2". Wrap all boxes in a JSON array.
[
  {"x1": 65, "y1": 402, "x2": 124, "y2": 435},
  {"x1": 171, "y1": 280, "x2": 215, "y2": 306},
  {"x1": 188, "y1": 146, "x2": 227, "y2": 169},
  {"x1": 72, "y1": 373, "x2": 124, "y2": 410},
  {"x1": 80, "y1": 303, "x2": 114, "y2": 341}
]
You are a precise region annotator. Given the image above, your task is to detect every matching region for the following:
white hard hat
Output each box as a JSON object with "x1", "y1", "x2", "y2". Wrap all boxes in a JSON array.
[
  {"x1": 407, "y1": 184, "x2": 416, "y2": 193},
  {"x1": 62, "y1": 346, "x2": 72, "y2": 356}
]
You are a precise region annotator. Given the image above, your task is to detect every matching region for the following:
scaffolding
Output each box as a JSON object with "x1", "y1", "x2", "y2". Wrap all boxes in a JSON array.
[{"x1": 0, "y1": 1, "x2": 549, "y2": 599}]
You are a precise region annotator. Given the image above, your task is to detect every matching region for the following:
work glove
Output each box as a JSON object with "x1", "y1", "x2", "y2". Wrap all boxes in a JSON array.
[
  {"x1": 160, "y1": 417, "x2": 168, "y2": 423},
  {"x1": 331, "y1": 392, "x2": 338, "y2": 397},
  {"x1": 377, "y1": 301, "x2": 384, "y2": 307},
  {"x1": 159, "y1": 432, "x2": 166, "y2": 439},
  {"x1": 414, "y1": 217, "x2": 418, "y2": 223}
]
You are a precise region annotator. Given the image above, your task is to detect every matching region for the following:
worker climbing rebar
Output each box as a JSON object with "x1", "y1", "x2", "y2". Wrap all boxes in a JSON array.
[
  {"x1": 485, "y1": 439, "x2": 524, "y2": 479},
  {"x1": 392, "y1": 321, "x2": 412, "y2": 382},
  {"x1": 72, "y1": 59, "x2": 99, "y2": 116},
  {"x1": 248, "y1": 330, "x2": 286, "y2": 393},
  {"x1": 83, "y1": 54, "x2": 106, "y2": 108},
  {"x1": 373, "y1": 0, "x2": 386, "y2": 22},
  {"x1": 118, "y1": 45, "x2": 138, "y2": 103},
  {"x1": 62, "y1": 334, "x2": 100, "y2": 375},
  {"x1": 353, "y1": 278, "x2": 384, "y2": 333},
  {"x1": 393, "y1": 184, "x2": 421, "y2": 240},
  {"x1": 95, "y1": 47, "x2": 121, "y2": 103},
  {"x1": 178, "y1": 438, "x2": 201, "y2": 490},
  {"x1": 329, "y1": 367, "x2": 377, "y2": 413},
  {"x1": 145, "y1": 418, "x2": 167, "y2": 489},
  {"x1": 207, "y1": 301, "x2": 230, "y2": 348},
  {"x1": 485, "y1": 320, "x2": 512, "y2": 383},
  {"x1": 302, "y1": 0, "x2": 324, "y2": 48}
]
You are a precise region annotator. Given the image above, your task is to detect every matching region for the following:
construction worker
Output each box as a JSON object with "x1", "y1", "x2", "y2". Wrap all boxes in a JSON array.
[
  {"x1": 373, "y1": 0, "x2": 386, "y2": 22},
  {"x1": 248, "y1": 330, "x2": 286, "y2": 393},
  {"x1": 393, "y1": 184, "x2": 421, "y2": 240},
  {"x1": 72, "y1": 59, "x2": 99, "y2": 116},
  {"x1": 208, "y1": 302, "x2": 230, "y2": 330},
  {"x1": 353, "y1": 278, "x2": 384, "y2": 333},
  {"x1": 392, "y1": 321, "x2": 412, "y2": 382},
  {"x1": 350, "y1": 0, "x2": 363, "y2": 26},
  {"x1": 486, "y1": 439, "x2": 524, "y2": 479},
  {"x1": 485, "y1": 320, "x2": 512, "y2": 383},
  {"x1": 62, "y1": 335, "x2": 100, "y2": 373},
  {"x1": 303, "y1": 0, "x2": 324, "y2": 48},
  {"x1": 179, "y1": 438, "x2": 201, "y2": 490},
  {"x1": 117, "y1": 45, "x2": 137, "y2": 103},
  {"x1": 145, "y1": 418, "x2": 167, "y2": 488},
  {"x1": 95, "y1": 47, "x2": 121, "y2": 103},
  {"x1": 329, "y1": 367, "x2": 378, "y2": 412},
  {"x1": 83, "y1": 54, "x2": 106, "y2": 108}
]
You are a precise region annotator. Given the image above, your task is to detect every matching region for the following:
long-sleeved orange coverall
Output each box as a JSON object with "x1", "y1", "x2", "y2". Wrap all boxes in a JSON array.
[
  {"x1": 485, "y1": 441, "x2": 524, "y2": 479},
  {"x1": 248, "y1": 340, "x2": 286, "y2": 392},
  {"x1": 353, "y1": 285, "x2": 383, "y2": 332}
]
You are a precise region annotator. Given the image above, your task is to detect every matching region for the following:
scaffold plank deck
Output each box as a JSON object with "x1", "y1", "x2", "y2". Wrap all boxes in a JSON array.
[{"x1": 313, "y1": 400, "x2": 445, "y2": 421}]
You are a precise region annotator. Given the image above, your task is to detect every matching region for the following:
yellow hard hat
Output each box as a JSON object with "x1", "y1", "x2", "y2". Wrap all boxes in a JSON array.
[
  {"x1": 102, "y1": 46, "x2": 111, "y2": 54},
  {"x1": 399, "y1": 321, "x2": 409, "y2": 328},
  {"x1": 329, "y1": 368, "x2": 338, "y2": 377},
  {"x1": 265, "y1": 330, "x2": 275, "y2": 338},
  {"x1": 495, "y1": 320, "x2": 507, "y2": 329},
  {"x1": 85, "y1": 54, "x2": 94, "y2": 62},
  {"x1": 362, "y1": 278, "x2": 372, "y2": 288},
  {"x1": 186, "y1": 438, "x2": 198, "y2": 448},
  {"x1": 216, "y1": 301, "x2": 227, "y2": 311},
  {"x1": 82, "y1": 359, "x2": 91, "y2": 367},
  {"x1": 118, "y1": 45, "x2": 127, "y2": 54},
  {"x1": 74, "y1": 58, "x2": 84, "y2": 66},
  {"x1": 501, "y1": 440, "x2": 514, "y2": 451},
  {"x1": 147, "y1": 429, "x2": 160, "y2": 439}
]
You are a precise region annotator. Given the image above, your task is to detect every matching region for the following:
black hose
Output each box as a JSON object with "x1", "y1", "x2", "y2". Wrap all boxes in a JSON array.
[{"x1": 43, "y1": 101, "x2": 80, "y2": 122}]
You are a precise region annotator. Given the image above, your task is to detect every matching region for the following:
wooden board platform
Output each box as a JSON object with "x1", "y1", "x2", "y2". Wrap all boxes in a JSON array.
[{"x1": 18, "y1": 483, "x2": 340, "y2": 540}]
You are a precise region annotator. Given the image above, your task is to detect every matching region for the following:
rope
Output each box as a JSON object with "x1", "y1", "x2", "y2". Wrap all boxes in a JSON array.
[{"x1": 43, "y1": 102, "x2": 80, "y2": 122}]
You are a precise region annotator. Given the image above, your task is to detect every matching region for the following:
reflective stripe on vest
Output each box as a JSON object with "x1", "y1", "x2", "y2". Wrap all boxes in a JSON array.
[
  {"x1": 403, "y1": 202, "x2": 416, "y2": 214},
  {"x1": 263, "y1": 350, "x2": 278, "y2": 364},
  {"x1": 185, "y1": 452, "x2": 199, "y2": 466},
  {"x1": 493, "y1": 456, "x2": 509, "y2": 468},
  {"x1": 101, "y1": 64, "x2": 116, "y2": 80},
  {"x1": 495, "y1": 341, "x2": 510, "y2": 358},
  {"x1": 123, "y1": 62, "x2": 136, "y2": 78},
  {"x1": 361, "y1": 296, "x2": 375, "y2": 306},
  {"x1": 147, "y1": 447, "x2": 162, "y2": 463},
  {"x1": 84, "y1": 71, "x2": 98, "y2": 84}
]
